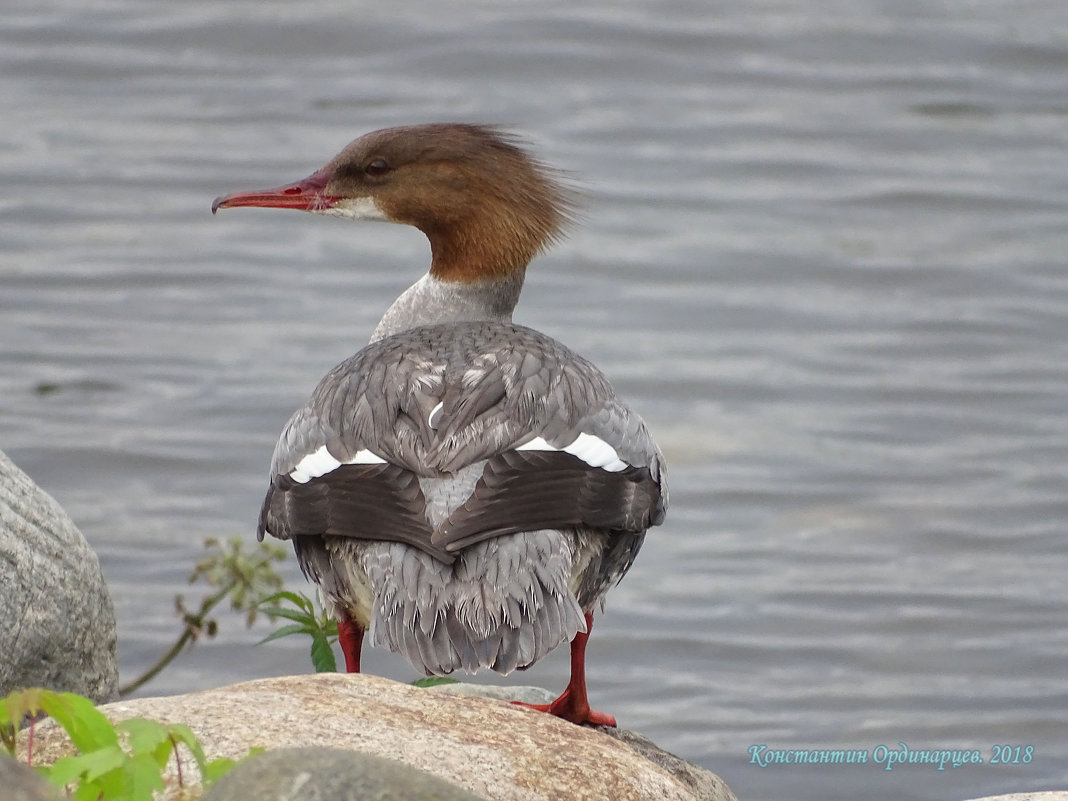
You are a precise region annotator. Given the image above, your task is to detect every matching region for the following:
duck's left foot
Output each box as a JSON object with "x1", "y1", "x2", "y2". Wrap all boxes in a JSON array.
[
  {"x1": 512, "y1": 689, "x2": 617, "y2": 727},
  {"x1": 510, "y1": 611, "x2": 617, "y2": 727}
]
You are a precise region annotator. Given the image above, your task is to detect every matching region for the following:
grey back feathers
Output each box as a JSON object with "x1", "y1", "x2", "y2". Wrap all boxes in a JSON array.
[
  {"x1": 259, "y1": 320, "x2": 666, "y2": 676},
  {"x1": 260, "y1": 321, "x2": 665, "y2": 554}
]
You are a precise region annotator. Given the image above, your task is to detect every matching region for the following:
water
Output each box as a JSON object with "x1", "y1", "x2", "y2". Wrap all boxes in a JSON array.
[{"x1": 2, "y1": 2, "x2": 1067, "y2": 799}]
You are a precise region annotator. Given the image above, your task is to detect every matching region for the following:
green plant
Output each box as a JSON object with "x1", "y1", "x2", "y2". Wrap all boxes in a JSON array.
[
  {"x1": 254, "y1": 593, "x2": 463, "y2": 687},
  {"x1": 256, "y1": 590, "x2": 339, "y2": 673},
  {"x1": 1, "y1": 688, "x2": 246, "y2": 801},
  {"x1": 411, "y1": 677, "x2": 459, "y2": 688},
  {"x1": 119, "y1": 537, "x2": 287, "y2": 697}
]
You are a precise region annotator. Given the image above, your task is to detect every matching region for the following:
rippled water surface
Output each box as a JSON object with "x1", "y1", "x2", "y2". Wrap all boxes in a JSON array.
[{"x1": 2, "y1": 2, "x2": 1067, "y2": 799}]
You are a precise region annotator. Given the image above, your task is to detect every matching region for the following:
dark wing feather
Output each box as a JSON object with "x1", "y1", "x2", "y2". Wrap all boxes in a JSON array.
[
  {"x1": 432, "y1": 451, "x2": 663, "y2": 552},
  {"x1": 258, "y1": 463, "x2": 451, "y2": 562}
]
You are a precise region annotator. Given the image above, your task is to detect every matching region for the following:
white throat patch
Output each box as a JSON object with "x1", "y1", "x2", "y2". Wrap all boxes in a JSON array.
[{"x1": 319, "y1": 196, "x2": 388, "y2": 222}]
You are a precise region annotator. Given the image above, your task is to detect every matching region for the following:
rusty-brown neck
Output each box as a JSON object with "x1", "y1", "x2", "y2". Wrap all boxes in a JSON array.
[{"x1": 424, "y1": 213, "x2": 544, "y2": 284}]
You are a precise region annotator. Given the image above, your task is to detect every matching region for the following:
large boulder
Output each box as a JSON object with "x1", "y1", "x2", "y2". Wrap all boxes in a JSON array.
[
  {"x1": 0, "y1": 449, "x2": 118, "y2": 702},
  {"x1": 16, "y1": 673, "x2": 736, "y2": 801},
  {"x1": 0, "y1": 754, "x2": 64, "y2": 801},
  {"x1": 202, "y1": 746, "x2": 489, "y2": 801}
]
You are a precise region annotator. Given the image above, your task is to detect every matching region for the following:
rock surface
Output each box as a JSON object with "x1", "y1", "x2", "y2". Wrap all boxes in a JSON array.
[
  {"x1": 425, "y1": 682, "x2": 735, "y2": 801},
  {"x1": 16, "y1": 673, "x2": 737, "y2": 801},
  {"x1": 0, "y1": 754, "x2": 64, "y2": 801},
  {"x1": 964, "y1": 794, "x2": 1068, "y2": 801},
  {"x1": 425, "y1": 680, "x2": 556, "y2": 705},
  {"x1": 0, "y1": 449, "x2": 118, "y2": 703},
  {"x1": 201, "y1": 746, "x2": 489, "y2": 801}
]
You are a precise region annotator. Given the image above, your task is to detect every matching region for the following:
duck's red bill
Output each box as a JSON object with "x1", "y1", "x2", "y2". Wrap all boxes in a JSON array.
[{"x1": 212, "y1": 168, "x2": 338, "y2": 214}]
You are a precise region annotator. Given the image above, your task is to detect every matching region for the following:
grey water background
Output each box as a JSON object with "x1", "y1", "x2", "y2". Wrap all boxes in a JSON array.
[{"x1": 2, "y1": 1, "x2": 1066, "y2": 799}]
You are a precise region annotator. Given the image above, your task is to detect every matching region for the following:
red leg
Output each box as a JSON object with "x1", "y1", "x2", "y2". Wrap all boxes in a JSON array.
[
  {"x1": 512, "y1": 612, "x2": 617, "y2": 727},
  {"x1": 337, "y1": 616, "x2": 364, "y2": 673}
]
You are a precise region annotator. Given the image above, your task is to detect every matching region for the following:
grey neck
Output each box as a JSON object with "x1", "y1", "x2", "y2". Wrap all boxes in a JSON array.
[{"x1": 370, "y1": 269, "x2": 526, "y2": 342}]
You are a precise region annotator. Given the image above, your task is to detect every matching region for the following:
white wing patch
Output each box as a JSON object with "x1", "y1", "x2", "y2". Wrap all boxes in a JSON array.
[
  {"x1": 347, "y1": 449, "x2": 390, "y2": 465},
  {"x1": 428, "y1": 401, "x2": 444, "y2": 429},
  {"x1": 516, "y1": 433, "x2": 629, "y2": 473},
  {"x1": 289, "y1": 444, "x2": 387, "y2": 483}
]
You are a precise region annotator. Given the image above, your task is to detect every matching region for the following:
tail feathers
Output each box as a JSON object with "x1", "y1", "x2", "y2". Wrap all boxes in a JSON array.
[{"x1": 362, "y1": 531, "x2": 585, "y2": 675}]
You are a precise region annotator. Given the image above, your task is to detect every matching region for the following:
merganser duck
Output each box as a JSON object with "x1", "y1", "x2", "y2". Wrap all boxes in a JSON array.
[{"x1": 212, "y1": 123, "x2": 666, "y2": 727}]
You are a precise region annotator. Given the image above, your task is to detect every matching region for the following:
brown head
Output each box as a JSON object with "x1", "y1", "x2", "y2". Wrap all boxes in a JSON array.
[{"x1": 213, "y1": 123, "x2": 575, "y2": 283}]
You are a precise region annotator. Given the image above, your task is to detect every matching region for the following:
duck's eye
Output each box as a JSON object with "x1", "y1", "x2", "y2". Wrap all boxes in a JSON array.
[{"x1": 364, "y1": 158, "x2": 391, "y2": 177}]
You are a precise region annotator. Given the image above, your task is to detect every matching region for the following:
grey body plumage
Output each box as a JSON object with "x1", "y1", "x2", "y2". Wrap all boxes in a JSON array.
[{"x1": 259, "y1": 320, "x2": 665, "y2": 675}]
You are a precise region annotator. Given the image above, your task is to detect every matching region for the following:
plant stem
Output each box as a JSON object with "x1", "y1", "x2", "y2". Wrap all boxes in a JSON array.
[
  {"x1": 117, "y1": 583, "x2": 232, "y2": 697},
  {"x1": 171, "y1": 734, "x2": 185, "y2": 787}
]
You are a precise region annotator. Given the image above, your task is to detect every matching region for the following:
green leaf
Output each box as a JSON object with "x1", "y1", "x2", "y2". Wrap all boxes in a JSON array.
[
  {"x1": 167, "y1": 724, "x2": 208, "y2": 764},
  {"x1": 0, "y1": 688, "x2": 33, "y2": 733},
  {"x1": 258, "y1": 623, "x2": 317, "y2": 644},
  {"x1": 123, "y1": 753, "x2": 166, "y2": 801},
  {"x1": 256, "y1": 606, "x2": 315, "y2": 626},
  {"x1": 202, "y1": 756, "x2": 238, "y2": 784},
  {"x1": 39, "y1": 692, "x2": 118, "y2": 753},
  {"x1": 116, "y1": 718, "x2": 171, "y2": 758},
  {"x1": 0, "y1": 688, "x2": 39, "y2": 756},
  {"x1": 44, "y1": 754, "x2": 90, "y2": 787},
  {"x1": 45, "y1": 745, "x2": 125, "y2": 785},
  {"x1": 72, "y1": 779, "x2": 108, "y2": 801},
  {"x1": 5, "y1": 686, "x2": 259, "y2": 801},
  {"x1": 260, "y1": 589, "x2": 306, "y2": 604},
  {"x1": 258, "y1": 590, "x2": 314, "y2": 612},
  {"x1": 310, "y1": 633, "x2": 338, "y2": 673},
  {"x1": 411, "y1": 676, "x2": 460, "y2": 688},
  {"x1": 90, "y1": 764, "x2": 130, "y2": 801}
]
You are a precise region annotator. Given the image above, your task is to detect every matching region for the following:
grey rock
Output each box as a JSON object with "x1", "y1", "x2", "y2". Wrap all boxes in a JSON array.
[
  {"x1": 423, "y1": 680, "x2": 556, "y2": 705},
  {"x1": 14, "y1": 673, "x2": 737, "y2": 801},
  {"x1": 604, "y1": 728, "x2": 739, "y2": 801},
  {"x1": 0, "y1": 754, "x2": 64, "y2": 801},
  {"x1": 0, "y1": 449, "x2": 118, "y2": 703},
  {"x1": 964, "y1": 794, "x2": 1068, "y2": 801},
  {"x1": 202, "y1": 746, "x2": 488, "y2": 801},
  {"x1": 423, "y1": 682, "x2": 736, "y2": 799}
]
